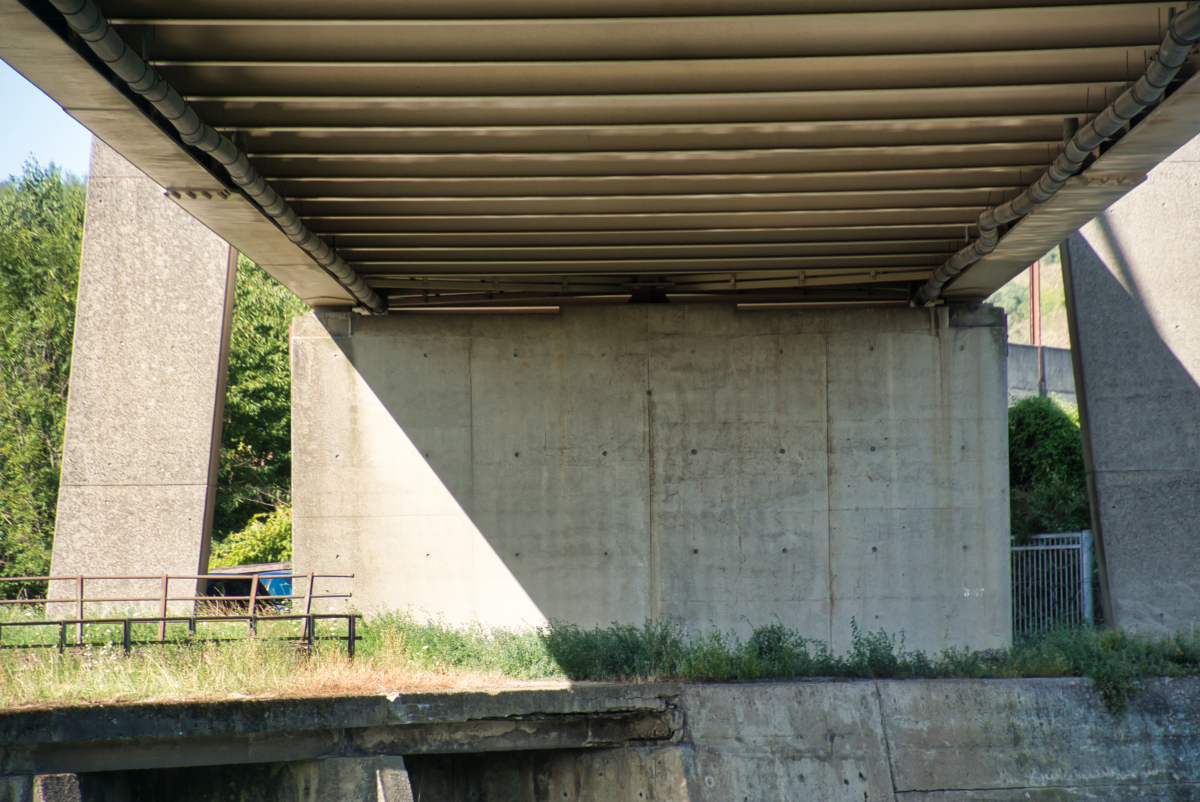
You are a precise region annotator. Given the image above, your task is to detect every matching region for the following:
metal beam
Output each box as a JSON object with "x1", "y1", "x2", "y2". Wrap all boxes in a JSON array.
[
  {"x1": 0, "y1": 0, "x2": 356, "y2": 308},
  {"x1": 945, "y1": 69, "x2": 1200, "y2": 298}
]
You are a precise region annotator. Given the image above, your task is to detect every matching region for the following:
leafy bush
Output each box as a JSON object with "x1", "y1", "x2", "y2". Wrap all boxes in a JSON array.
[
  {"x1": 208, "y1": 501, "x2": 293, "y2": 567},
  {"x1": 1008, "y1": 396, "x2": 1090, "y2": 540}
]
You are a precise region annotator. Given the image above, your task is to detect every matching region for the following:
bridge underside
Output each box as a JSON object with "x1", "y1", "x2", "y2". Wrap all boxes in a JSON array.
[
  {"x1": 6, "y1": 0, "x2": 1200, "y2": 642},
  {"x1": 5, "y1": 0, "x2": 1200, "y2": 310}
]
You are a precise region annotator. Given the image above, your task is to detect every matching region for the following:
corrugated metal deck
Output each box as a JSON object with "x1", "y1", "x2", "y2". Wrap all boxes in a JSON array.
[{"x1": 3, "y1": 0, "x2": 1199, "y2": 310}]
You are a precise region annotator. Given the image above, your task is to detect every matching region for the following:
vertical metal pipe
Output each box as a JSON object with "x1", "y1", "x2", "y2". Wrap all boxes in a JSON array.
[
  {"x1": 1012, "y1": 549, "x2": 1020, "y2": 636},
  {"x1": 1031, "y1": 261, "x2": 1042, "y2": 348},
  {"x1": 1081, "y1": 530, "x2": 1095, "y2": 625},
  {"x1": 1037, "y1": 544, "x2": 1044, "y2": 630}
]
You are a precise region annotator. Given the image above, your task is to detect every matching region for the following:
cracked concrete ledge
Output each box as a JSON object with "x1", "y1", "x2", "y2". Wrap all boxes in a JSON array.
[
  {"x1": 0, "y1": 683, "x2": 683, "y2": 777},
  {"x1": 0, "y1": 683, "x2": 679, "y2": 747},
  {"x1": 383, "y1": 683, "x2": 676, "y2": 725}
]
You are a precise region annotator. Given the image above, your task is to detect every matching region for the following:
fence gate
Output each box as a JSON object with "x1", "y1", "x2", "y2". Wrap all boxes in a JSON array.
[{"x1": 1011, "y1": 531, "x2": 1094, "y2": 636}]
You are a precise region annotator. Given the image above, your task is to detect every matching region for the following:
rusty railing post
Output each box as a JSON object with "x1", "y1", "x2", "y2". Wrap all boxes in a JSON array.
[
  {"x1": 122, "y1": 618, "x2": 131, "y2": 654},
  {"x1": 158, "y1": 574, "x2": 169, "y2": 642},
  {"x1": 58, "y1": 621, "x2": 65, "y2": 654},
  {"x1": 302, "y1": 573, "x2": 314, "y2": 639},
  {"x1": 75, "y1": 575, "x2": 84, "y2": 644},
  {"x1": 347, "y1": 615, "x2": 356, "y2": 659},
  {"x1": 247, "y1": 574, "x2": 259, "y2": 636}
]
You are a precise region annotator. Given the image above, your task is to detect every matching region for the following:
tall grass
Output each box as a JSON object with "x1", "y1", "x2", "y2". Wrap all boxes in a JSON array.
[
  {"x1": 542, "y1": 619, "x2": 1200, "y2": 712},
  {"x1": 3, "y1": 610, "x2": 1199, "y2": 713}
]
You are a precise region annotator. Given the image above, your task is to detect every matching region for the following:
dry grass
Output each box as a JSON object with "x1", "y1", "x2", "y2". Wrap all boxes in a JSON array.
[
  {"x1": 0, "y1": 629, "x2": 558, "y2": 710},
  {"x1": 12, "y1": 612, "x2": 1197, "y2": 715}
]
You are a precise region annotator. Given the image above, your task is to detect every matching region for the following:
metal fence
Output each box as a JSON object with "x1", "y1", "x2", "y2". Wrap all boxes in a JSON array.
[
  {"x1": 1011, "y1": 531, "x2": 1094, "y2": 636},
  {"x1": 0, "y1": 572, "x2": 361, "y2": 656}
]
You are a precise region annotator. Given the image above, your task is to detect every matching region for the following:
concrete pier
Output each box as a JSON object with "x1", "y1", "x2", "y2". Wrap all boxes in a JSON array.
[
  {"x1": 49, "y1": 140, "x2": 235, "y2": 609},
  {"x1": 292, "y1": 304, "x2": 1010, "y2": 652},
  {"x1": 1063, "y1": 139, "x2": 1200, "y2": 635}
]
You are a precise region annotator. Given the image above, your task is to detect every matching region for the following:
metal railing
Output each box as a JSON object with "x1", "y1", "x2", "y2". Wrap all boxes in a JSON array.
[
  {"x1": 1011, "y1": 531, "x2": 1094, "y2": 636},
  {"x1": 0, "y1": 572, "x2": 361, "y2": 656}
]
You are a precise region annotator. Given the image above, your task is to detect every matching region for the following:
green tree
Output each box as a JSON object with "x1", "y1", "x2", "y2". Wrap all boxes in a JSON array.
[
  {"x1": 1008, "y1": 395, "x2": 1091, "y2": 541},
  {"x1": 213, "y1": 256, "x2": 308, "y2": 542},
  {"x1": 0, "y1": 162, "x2": 85, "y2": 596}
]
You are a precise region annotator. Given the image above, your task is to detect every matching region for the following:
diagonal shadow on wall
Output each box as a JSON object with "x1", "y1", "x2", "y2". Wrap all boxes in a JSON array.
[
  {"x1": 1065, "y1": 218, "x2": 1200, "y2": 634},
  {"x1": 290, "y1": 304, "x2": 1012, "y2": 655}
]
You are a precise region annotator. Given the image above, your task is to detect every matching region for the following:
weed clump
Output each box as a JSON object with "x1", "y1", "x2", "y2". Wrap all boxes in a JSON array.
[
  {"x1": 361, "y1": 611, "x2": 556, "y2": 679},
  {"x1": 538, "y1": 618, "x2": 1200, "y2": 713}
]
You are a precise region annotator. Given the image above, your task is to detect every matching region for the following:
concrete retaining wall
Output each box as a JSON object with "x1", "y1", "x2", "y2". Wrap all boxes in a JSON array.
[
  {"x1": 405, "y1": 678, "x2": 1200, "y2": 801},
  {"x1": 291, "y1": 304, "x2": 1010, "y2": 652},
  {"x1": 5, "y1": 678, "x2": 1199, "y2": 801},
  {"x1": 1007, "y1": 343, "x2": 1077, "y2": 406}
]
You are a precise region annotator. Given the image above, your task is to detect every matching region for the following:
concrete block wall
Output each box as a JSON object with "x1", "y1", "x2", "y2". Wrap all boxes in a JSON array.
[{"x1": 292, "y1": 304, "x2": 1010, "y2": 652}]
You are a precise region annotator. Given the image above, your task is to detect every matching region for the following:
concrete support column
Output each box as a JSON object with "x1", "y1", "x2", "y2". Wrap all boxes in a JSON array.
[
  {"x1": 50, "y1": 139, "x2": 235, "y2": 607},
  {"x1": 1062, "y1": 135, "x2": 1200, "y2": 635}
]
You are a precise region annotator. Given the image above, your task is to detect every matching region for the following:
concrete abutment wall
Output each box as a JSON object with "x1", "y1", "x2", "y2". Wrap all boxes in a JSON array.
[
  {"x1": 292, "y1": 304, "x2": 1010, "y2": 652},
  {"x1": 9, "y1": 678, "x2": 1200, "y2": 801}
]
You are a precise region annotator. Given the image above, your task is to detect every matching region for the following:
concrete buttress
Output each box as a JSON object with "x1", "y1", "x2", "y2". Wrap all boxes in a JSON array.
[
  {"x1": 1063, "y1": 135, "x2": 1200, "y2": 635},
  {"x1": 49, "y1": 138, "x2": 235, "y2": 610}
]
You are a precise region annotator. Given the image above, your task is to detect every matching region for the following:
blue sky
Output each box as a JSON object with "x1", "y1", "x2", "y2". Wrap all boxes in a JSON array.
[{"x1": 1, "y1": 59, "x2": 93, "y2": 181}]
